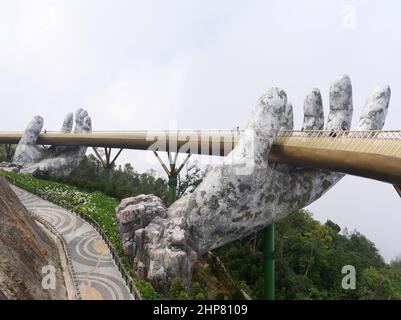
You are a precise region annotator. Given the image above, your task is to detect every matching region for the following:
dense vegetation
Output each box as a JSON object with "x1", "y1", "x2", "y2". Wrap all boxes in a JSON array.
[
  {"x1": 215, "y1": 211, "x2": 401, "y2": 300},
  {"x1": 0, "y1": 144, "x2": 15, "y2": 163},
  {"x1": 35, "y1": 154, "x2": 169, "y2": 203},
  {"x1": 2, "y1": 151, "x2": 401, "y2": 300}
]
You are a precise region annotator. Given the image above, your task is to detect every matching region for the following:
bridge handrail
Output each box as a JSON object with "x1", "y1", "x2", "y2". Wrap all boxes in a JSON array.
[
  {"x1": 277, "y1": 130, "x2": 401, "y2": 140},
  {"x1": 1, "y1": 128, "x2": 399, "y2": 136}
]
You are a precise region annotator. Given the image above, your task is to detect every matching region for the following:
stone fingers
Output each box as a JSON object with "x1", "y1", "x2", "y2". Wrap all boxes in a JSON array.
[
  {"x1": 246, "y1": 87, "x2": 287, "y2": 163},
  {"x1": 326, "y1": 74, "x2": 353, "y2": 130},
  {"x1": 81, "y1": 116, "x2": 92, "y2": 133},
  {"x1": 13, "y1": 116, "x2": 44, "y2": 164},
  {"x1": 60, "y1": 113, "x2": 73, "y2": 133},
  {"x1": 19, "y1": 116, "x2": 44, "y2": 144},
  {"x1": 356, "y1": 85, "x2": 391, "y2": 131},
  {"x1": 281, "y1": 102, "x2": 294, "y2": 131},
  {"x1": 303, "y1": 88, "x2": 324, "y2": 130},
  {"x1": 74, "y1": 109, "x2": 89, "y2": 133}
]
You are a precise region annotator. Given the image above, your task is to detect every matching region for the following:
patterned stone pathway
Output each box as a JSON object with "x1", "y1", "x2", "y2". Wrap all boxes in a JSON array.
[{"x1": 12, "y1": 186, "x2": 133, "y2": 300}]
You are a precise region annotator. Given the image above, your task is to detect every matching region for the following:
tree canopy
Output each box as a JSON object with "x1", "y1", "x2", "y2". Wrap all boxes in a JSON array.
[{"x1": 215, "y1": 210, "x2": 401, "y2": 300}]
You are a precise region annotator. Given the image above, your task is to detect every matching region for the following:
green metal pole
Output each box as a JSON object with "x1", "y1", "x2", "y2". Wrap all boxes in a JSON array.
[
  {"x1": 5, "y1": 144, "x2": 13, "y2": 162},
  {"x1": 103, "y1": 166, "x2": 112, "y2": 184},
  {"x1": 263, "y1": 223, "x2": 275, "y2": 300},
  {"x1": 167, "y1": 174, "x2": 177, "y2": 206}
]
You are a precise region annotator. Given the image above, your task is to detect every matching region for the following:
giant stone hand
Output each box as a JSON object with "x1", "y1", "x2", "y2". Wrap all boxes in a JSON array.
[
  {"x1": 13, "y1": 109, "x2": 92, "y2": 177},
  {"x1": 116, "y1": 75, "x2": 391, "y2": 292}
]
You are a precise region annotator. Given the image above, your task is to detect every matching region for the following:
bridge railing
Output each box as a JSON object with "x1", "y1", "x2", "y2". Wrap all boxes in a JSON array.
[
  {"x1": 278, "y1": 130, "x2": 401, "y2": 139},
  {"x1": 275, "y1": 130, "x2": 401, "y2": 158},
  {"x1": 2, "y1": 128, "x2": 399, "y2": 138},
  {"x1": 0, "y1": 129, "x2": 242, "y2": 134}
]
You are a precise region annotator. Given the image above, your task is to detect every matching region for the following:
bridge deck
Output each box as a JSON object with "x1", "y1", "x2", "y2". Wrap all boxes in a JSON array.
[
  {"x1": 271, "y1": 130, "x2": 401, "y2": 186},
  {"x1": 0, "y1": 130, "x2": 400, "y2": 185}
]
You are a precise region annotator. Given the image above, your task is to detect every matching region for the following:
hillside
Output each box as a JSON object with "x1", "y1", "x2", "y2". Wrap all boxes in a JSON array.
[{"x1": 0, "y1": 175, "x2": 67, "y2": 299}]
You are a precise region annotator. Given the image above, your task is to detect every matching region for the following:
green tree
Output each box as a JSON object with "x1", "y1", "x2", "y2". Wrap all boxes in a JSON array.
[
  {"x1": 169, "y1": 278, "x2": 189, "y2": 300},
  {"x1": 0, "y1": 144, "x2": 16, "y2": 162},
  {"x1": 214, "y1": 209, "x2": 397, "y2": 300},
  {"x1": 43, "y1": 154, "x2": 169, "y2": 202},
  {"x1": 358, "y1": 267, "x2": 401, "y2": 300}
]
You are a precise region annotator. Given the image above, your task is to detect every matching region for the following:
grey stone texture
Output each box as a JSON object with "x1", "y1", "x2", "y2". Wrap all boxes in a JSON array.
[
  {"x1": 115, "y1": 75, "x2": 392, "y2": 292},
  {"x1": 12, "y1": 109, "x2": 92, "y2": 177}
]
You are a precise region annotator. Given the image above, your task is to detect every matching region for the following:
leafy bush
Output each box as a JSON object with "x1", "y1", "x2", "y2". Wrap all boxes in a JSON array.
[
  {"x1": 194, "y1": 292, "x2": 205, "y2": 300},
  {"x1": 50, "y1": 155, "x2": 169, "y2": 202},
  {"x1": 168, "y1": 278, "x2": 189, "y2": 300},
  {"x1": 134, "y1": 279, "x2": 164, "y2": 300}
]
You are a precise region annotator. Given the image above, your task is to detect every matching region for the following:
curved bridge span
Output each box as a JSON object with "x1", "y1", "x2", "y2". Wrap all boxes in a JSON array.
[{"x1": 0, "y1": 129, "x2": 400, "y2": 186}]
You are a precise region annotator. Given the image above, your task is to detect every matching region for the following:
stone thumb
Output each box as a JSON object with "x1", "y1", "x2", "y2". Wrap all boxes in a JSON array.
[
  {"x1": 246, "y1": 87, "x2": 287, "y2": 162},
  {"x1": 20, "y1": 116, "x2": 44, "y2": 144}
]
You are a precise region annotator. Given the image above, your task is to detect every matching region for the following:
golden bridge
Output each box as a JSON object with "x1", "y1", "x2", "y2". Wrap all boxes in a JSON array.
[{"x1": 0, "y1": 129, "x2": 400, "y2": 194}]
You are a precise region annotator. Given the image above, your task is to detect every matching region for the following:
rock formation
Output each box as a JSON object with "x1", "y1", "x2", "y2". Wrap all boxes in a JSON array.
[
  {"x1": 0, "y1": 175, "x2": 67, "y2": 299},
  {"x1": 116, "y1": 195, "x2": 196, "y2": 291},
  {"x1": 12, "y1": 109, "x2": 91, "y2": 178},
  {"x1": 115, "y1": 75, "x2": 392, "y2": 293}
]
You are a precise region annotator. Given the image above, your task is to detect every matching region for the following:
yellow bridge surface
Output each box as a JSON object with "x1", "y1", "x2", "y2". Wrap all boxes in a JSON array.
[{"x1": 0, "y1": 130, "x2": 400, "y2": 186}]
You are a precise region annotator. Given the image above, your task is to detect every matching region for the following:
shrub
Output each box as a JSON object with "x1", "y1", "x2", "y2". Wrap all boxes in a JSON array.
[
  {"x1": 134, "y1": 279, "x2": 164, "y2": 300},
  {"x1": 168, "y1": 278, "x2": 188, "y2": 300}
]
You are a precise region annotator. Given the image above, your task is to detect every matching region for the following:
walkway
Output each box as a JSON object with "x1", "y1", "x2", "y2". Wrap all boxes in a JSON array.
[
  {"x1": 12, "y1": 185, "x2": 133, "y2": 300},
  {"x1": 1, "y1": 129, "x2": 400, "y2": 184}
]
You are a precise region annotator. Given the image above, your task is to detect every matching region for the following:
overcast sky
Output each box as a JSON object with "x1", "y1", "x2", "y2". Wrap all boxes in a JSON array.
[{"x1": 0, "y1": 0, "x2": 400, "y2": 261}]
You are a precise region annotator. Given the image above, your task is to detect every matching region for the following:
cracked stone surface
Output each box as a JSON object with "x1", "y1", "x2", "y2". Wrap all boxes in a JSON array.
[
  {"x1": 11, "y1": 109, "x2": 91, "y2": 178},
  {"x1": 303, "y1": 88, "x2": 324, "y2": 130},
  {"x1": 116, "y1": 74, "x2": 392, "y2": 292},
  {"x1": 116, "y1": 195, "x2": 196, "y2": 291}
]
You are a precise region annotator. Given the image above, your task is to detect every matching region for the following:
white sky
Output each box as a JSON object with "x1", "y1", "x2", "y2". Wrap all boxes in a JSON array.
[{"x1": 0, "y1": 0, "x2": 400, "y2": 261}]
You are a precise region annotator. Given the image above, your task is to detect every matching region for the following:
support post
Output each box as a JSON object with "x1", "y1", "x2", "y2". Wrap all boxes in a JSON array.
[
  {"x1": 168, "y1": 174, "x2": 177, "y2": 206},
  {"x1": 153, "y1": 151, "x2": 191, "y2": 206},
  {"x1": 92, "y1": 147, "x2": 123, "y2": 184},
  {"x1": 4, "y1": 144, "x2": 14, "y2": 162},
  {"x1": 263, "y1": 223, "x2": 275, "y2": 300},
  {"x1": 103, "y1": 166, "x2": 113, "y2": 184}
]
